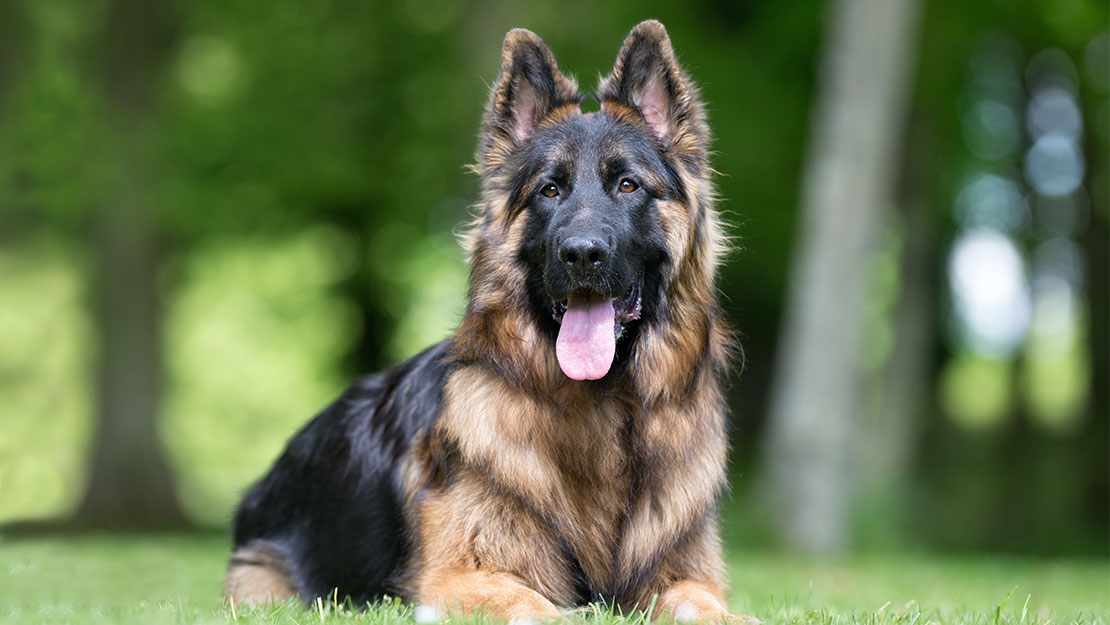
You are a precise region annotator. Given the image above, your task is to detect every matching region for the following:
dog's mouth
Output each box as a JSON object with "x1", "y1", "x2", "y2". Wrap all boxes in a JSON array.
[{"x1": 550, "y1": 279, "x2": 643, "y2": 381}]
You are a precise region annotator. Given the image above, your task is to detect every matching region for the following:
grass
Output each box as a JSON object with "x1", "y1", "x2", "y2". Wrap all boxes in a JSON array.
[{"x1": 0, "y1": 533, "x2": 1106, "y2": 625}]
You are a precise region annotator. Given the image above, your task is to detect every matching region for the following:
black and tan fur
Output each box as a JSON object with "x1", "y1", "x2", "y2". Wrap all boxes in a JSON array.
[{"x1": 228, "y1": 20, "x2": 750, "y2": 623}]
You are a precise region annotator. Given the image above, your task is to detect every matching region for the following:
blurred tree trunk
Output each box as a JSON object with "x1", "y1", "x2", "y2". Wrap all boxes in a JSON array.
[
  {"x1": 74, "y1": 0, "x2": 186, "y2": 528},
  {"x1": 80, "y1": 205, "x2": 186, "y2": 527},
  {"x1": 857, "y1": 115, "x2": 935, "y2": 522},
  {"x1": 0, "y1": 2, "x2": 23, "y2": 115},
  {"x1": 761, "y1": 0, "x2": 922, "y2": 554},
  {"x1": 1080, "y1": 198, "x2": 1109, "y2": 535},
  {"x1": 0, "y1": 1, "x2": 24, "y2": 239}
]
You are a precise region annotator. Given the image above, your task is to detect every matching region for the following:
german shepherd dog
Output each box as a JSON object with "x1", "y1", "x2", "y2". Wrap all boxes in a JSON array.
[{"x1": 227, "y1": 20, "x2": 750, "y2": 623}]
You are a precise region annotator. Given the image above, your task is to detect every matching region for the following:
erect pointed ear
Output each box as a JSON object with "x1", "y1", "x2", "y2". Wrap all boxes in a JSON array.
[
  {"x1": 479, "y1": 29, "x2": 581, "y2": 172},
  {"x1": 598, "y1": 20, "x2": 709, "y2": 164}
]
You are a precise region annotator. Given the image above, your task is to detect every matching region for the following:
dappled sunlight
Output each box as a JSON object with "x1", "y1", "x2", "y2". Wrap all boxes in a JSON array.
[
  {"x1": 382, "y1": 233, "x2": 468, "y2": 363},
  {"x1": 176, "y1": 34, "x2": 247, "y2": 107},
  {"x1": 163, "y1": 228, "x2": 360, "y2": 525},
  {"x1": 0, "y1": 240, "x2": 92, "y2": 524},
  {"x1": 942, "y1": 32, "x2": 1094, "y2": 433},
  {"x1": 939, "y1": 354, "x2": 1012, "y2": 429},
  {"x1": 1023, "y1": 244, "x2": 1089, "y2": 431}
]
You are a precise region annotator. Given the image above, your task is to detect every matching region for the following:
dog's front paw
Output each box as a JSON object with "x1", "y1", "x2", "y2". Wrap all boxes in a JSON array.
[
  {"x1": 413, "y1": 604, "x2": 445, "y2": 624},
  {"x1": 672, "y1": 601, "x2": 760, "y2": 624}
]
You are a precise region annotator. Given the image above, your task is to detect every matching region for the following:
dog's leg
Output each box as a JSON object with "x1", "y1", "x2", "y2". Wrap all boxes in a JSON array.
[
  {"x1": 642, "y1": 519, "x2": 758, "y2": 624},
  {"x1": 657, "y1": 580, "x2": 758, "y2": 624},
  {"x1": 225, "y1": 542, "x2": 298, "y2": 606},
  {"x1": 416, "y1": 567, "x2": 562, "y2": 622}
]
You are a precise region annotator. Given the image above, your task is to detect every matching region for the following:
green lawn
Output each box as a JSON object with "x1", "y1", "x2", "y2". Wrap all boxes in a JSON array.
[{"x1": 0, "y1": 534, "x2": 1106, "y2": 625}]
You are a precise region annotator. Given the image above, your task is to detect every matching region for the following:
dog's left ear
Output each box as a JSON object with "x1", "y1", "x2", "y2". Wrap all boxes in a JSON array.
[{"x1": 599, "y1": 20, "x2": 709, "y2": 164}]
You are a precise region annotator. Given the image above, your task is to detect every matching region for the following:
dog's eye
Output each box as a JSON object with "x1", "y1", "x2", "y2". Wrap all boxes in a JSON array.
[
  {"x1": 541, "y1": 184, "x2": 559, "y2": 198},
  {"x1": 618, "y1": 179, "x2": 639, "y2": 193}
]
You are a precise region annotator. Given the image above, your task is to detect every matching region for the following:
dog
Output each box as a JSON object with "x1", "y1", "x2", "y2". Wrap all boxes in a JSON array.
[{"x1": 226, "y1": 20, "x2": 750, "y2": 623}]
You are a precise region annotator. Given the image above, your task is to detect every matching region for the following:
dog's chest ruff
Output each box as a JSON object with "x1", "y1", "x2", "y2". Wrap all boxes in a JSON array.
[
  {"x1": 427, "y1": 364, "x2": 672, "y2": 601},
  {"x1": 416, "y1": 355, "x2": 731, "y2": 609}
]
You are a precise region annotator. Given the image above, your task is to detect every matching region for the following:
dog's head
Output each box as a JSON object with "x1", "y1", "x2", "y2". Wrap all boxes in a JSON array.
[{"x1": 459, "y1": 21, "x2": 726, "y2": 395}]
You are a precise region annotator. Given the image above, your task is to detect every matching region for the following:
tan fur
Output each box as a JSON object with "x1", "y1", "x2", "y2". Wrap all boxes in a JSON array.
[
  {"x1": 657, "y1": 580, "x2": 729, "y2": 621},
  {"x1": 226, "y1": 543, "x2": 297, "y2": 606},
  {"x1": 478, "y1": 30, "x2": 582, "y2": 177},
  {"x1": 404, "y1": 362, "x2": 731, "y2": 619},
  {"x1": 598, "y1": 21, "x2": 711, "y2": 169}
]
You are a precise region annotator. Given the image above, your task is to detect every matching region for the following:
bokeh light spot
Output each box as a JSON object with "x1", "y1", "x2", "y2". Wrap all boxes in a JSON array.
[
  {"x1": 1024, "y1": 133, "x2": 1085, "y2": 197},
  {"x1": 1026, "y1": 86, "x2": 1082, "y2": 139},
  {"x1": 176, "y1": 35, "x2": 246, "y2": 106},
  {"x1": 947, "y1": 229, "x2": 1030, "y2": 357},
  {"x1": 953, "y1": 173, "x2": 1027, "y2": 233}
]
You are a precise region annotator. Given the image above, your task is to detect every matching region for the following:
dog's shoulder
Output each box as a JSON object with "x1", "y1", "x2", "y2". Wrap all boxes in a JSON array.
[
  {"x1": 229, "y1": 340, "x2": 459, "y2": 603},
  {"x1": 232, "y1": 340, "x2": 456, "y2": 538},
  {"x1": 285, "y1": 340, "x2": 457, "y2": 476}
]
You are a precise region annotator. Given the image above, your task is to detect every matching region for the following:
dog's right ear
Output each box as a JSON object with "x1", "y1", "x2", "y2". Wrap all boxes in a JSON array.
[{"x1": 478, "y1": 29, "x2": 581, "y2": 173}]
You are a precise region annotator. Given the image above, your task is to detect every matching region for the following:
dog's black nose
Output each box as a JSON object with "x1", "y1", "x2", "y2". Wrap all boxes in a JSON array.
[{"x1": 559, "y1": 236, "x2": 610, "y2": 274}]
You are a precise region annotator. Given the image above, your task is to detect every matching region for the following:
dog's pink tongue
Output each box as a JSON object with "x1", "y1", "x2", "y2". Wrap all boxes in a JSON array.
[{"x1": 556, "y1": 296, "x2": 616, "y2": 381}]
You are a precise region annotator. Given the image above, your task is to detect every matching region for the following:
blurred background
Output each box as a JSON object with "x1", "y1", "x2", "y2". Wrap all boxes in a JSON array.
[{"x1": 0, "y1": 0, "x2": 1105, "y2": 561}]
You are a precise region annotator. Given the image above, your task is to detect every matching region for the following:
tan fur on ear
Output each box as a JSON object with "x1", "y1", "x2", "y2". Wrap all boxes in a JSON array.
[
  {"x1": 478, "y1": 29, "x2": 582, "y2": 174},
  {"x1": 598, "y1": 20, "x2": 710, "y2": 167}
]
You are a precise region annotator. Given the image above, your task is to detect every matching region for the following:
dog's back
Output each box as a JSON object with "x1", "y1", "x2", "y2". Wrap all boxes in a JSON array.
[{"x1": 227, "y1": 342, "x2": 453, "y2": 605}]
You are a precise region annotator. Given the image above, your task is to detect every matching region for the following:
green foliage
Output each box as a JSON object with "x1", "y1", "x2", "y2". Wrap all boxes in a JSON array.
[
  {"x1": 0, "y1": 1, "x2": 111, "y2": 221},
  {"x1": 939, "y1": 354, "x2": 1013, "y2": 429},
  {"x1": 366, "y1": 226, "x2": 467, "y2": 364},
  {"x1": 1021, "y1": 306, "x2": 1089, "y2": 431}
]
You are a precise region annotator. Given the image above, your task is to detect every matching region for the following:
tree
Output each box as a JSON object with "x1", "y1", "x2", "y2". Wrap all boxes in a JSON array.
[
  {"x1": 761, "y1": 0, "x2": 923, "y2": 554},
  {"x1": 75, "y1": 0, "x2": 187, "y2": 528}
]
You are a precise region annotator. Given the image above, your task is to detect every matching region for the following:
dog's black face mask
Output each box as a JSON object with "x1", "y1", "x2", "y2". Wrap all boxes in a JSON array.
[
  {"x1": 515, "y1": 114, "x2": 682, "y2": 380},
  {"x1": 476, "y1": 24, "x2": 708, "y2": 382}
]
